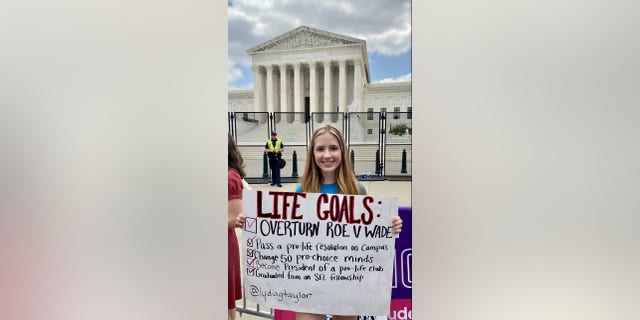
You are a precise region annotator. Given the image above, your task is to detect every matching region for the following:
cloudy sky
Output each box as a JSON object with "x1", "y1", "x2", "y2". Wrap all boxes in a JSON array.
[{"x1": 228, "y1": 0, "x2": 411, "y2": 90}]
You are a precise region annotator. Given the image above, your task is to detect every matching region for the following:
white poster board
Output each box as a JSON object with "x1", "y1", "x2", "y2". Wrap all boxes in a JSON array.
[{"x1": 241, "y1": 189, "x2": 398, "y2": 316}]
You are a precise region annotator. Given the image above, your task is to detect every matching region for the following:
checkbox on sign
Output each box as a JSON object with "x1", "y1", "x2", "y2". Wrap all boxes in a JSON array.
[
  {"x1": 247, "y1": 258, "x2": 257, "y2": 266},
  {"x1": 246, "y1": 235, "x2": 256, "y2": 247},
  {"x1": 243, "y1": 217, "x2": 257, "y2": 234},
  {"x1": 247, "y1": 248, "x2": 255, "y2": 258},
  {"x1": 247, "y1": 266, "x2": 257, "y2": 276}
]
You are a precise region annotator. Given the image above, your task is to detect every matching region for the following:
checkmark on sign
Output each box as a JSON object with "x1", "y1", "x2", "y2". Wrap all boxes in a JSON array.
[
  {"x1": 247, "y1": 266, "x2": 257, "y2": 276},
  {"x1": 246, "y1": 235, "x2": 256, "y2": 247},
  {"x1": 247, "y1": 248, "x2": 255, "y2": 258},
  {"x1": 247, "y1": 258, "x2": 257, "y2": 266},
  {"x1": 244, "y1": 217, "x2": 257, "y2": 234}
]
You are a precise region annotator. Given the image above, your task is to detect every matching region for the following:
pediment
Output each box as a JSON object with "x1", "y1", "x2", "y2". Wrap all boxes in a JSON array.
[{"x1": 247, "y1": 26, "x2": 364, "y2": 54}]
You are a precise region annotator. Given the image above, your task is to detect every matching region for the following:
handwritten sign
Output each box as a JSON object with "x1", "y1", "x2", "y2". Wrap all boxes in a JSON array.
[{"x1": 242, "y1": 189, "x2": 398, "y2": 316}]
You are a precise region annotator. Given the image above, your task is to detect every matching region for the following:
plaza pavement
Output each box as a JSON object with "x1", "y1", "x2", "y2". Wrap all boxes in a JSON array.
[{"x1": 234, "y1": 180, "x2": 412, "y2": 319}]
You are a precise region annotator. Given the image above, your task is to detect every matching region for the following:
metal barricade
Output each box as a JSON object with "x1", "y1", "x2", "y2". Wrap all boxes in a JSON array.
[
  {"x1": 229, "y1": 111, "x2": 411, "y2": 181},
  {"x1": 236, "y1": 294, "x2": 274, "y2": 319}
]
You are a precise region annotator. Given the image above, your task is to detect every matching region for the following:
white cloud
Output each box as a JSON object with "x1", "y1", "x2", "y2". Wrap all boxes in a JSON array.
[
  {"x1": 228, "y1": 60, "x2": 244, "y2": 83},
  {"x1": 228, "y1": 0, "x2": 411, "y2": 70},
  {"x1": 374, "y1": 73, "x2": 411, "y2": 83},
  {"x1": 363, "y1": 26, "x2": 412, "y2": 56}
]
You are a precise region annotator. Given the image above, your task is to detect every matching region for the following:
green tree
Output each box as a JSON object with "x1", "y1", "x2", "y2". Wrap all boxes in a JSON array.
[{"x1": 389, "y1": 123, "x2": 411, "y2": 136}]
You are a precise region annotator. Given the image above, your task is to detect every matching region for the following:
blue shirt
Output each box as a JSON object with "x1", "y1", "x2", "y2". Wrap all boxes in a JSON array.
[{"x1": 295, "y1": 182, "x2": 366, "y2": 195}]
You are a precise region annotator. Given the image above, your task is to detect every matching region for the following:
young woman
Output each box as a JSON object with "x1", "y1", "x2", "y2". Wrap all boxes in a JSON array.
[
  {"x1": 295, "y1": 125, "x2": 403, "y2": 320},
  {"x1": 228, "y1": 134, "x2": 246, "y2": 320}
]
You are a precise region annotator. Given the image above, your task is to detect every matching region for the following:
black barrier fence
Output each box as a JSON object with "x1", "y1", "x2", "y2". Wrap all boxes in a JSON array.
[{"x1": 229, "y1": 111, "x2": 411, "y2": 182}]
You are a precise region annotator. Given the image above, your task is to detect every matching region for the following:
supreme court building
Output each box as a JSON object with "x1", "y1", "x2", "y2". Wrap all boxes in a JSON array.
[
  {"x1": 229, "y1": 26, "x2": 412, "y2": 178},
  {"x1": 228, "y1": 26, "x2": 411, "y2": 118}
]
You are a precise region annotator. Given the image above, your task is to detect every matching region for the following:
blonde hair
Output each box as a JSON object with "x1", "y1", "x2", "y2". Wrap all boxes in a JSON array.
[{"x1": 300, "y1": 125, "x2": 362, "y2": 195}]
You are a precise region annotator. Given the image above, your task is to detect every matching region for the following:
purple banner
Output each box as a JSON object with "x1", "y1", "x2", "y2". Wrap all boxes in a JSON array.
[{"x1": 392, "y1": 207, "x2": 412, "y2": 300}]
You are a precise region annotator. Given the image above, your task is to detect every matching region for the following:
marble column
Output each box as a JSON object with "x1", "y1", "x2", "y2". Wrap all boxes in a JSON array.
[
  {"x1": 309, "y1": 61, "x2": 318, "y2": 115},
  {"x1": 293, "y1": 63, "x2": 302, "y2": 113},
  {"x1": 252, "y1": 66, "x2": 261, "y2": 112},
  {"x1": 338, "y1": 59, "x2": 347, "y2": 112},
  {"x1": 279, "y1": 64, "x2": 288, "y2": 114},
  {"x1": 265, "y1": 65, "x2": 274, "y2": 113},
  {"x1": 353, "y1": 60, "x2": 362, "y2": 112},
  {"x1": 323, "y1": 60, "x2": 332, "y2": 113}
]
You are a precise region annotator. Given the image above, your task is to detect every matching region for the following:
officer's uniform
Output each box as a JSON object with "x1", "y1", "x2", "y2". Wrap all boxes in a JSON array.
[{"x1": 265, "y1": 132, "x2": 284, "y2": 186}]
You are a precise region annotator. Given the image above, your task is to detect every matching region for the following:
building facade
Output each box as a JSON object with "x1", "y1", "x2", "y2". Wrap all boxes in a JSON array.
[
  {"x1": 228, "y1": 26, "x2": 411, "y2": 116},
  {"x1": 229, "y1": 26, "x2": 411, "y2": 178}
]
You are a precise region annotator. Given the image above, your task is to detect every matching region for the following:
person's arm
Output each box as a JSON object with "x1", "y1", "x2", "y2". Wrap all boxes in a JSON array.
[
  {"x1": 264, "y1": 142, "x2": 272, "y2": 153},
  {"x1": 391, "y1": 216, "x2": 402, "y2": 234},
  {"x1": 228, "y1": 198, "x2": 245, "y2": 229},
  {"x1": 228, "y1": 170, "x2": 245, "y2": 229}
]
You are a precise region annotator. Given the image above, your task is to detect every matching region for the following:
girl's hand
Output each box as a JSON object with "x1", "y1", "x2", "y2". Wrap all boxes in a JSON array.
[
  {"x1": 391, "y1": 216, "x2": 403, "y2": 234},
  {"x1": 235, "y1": 214, "x2": 245, "y2": 228}
]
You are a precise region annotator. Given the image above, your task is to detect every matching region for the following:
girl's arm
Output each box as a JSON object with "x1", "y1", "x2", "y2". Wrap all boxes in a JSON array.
[
  {"x1": 228, "y1": 198, "x2": 245, "y2": 229},
  {"x1": 391, "y1": 216, "x2": 403, "y2": 234}
]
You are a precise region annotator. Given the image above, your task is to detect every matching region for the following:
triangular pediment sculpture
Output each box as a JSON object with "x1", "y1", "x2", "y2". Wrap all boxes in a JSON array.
[{"x1": 247, "y1": 26, "x2": 364, "y2": 53}]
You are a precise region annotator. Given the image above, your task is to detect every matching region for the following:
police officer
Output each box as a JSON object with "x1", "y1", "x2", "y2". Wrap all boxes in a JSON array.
[{"x1": 264, "y1": 131, "x2": 285, "y2": 187}]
